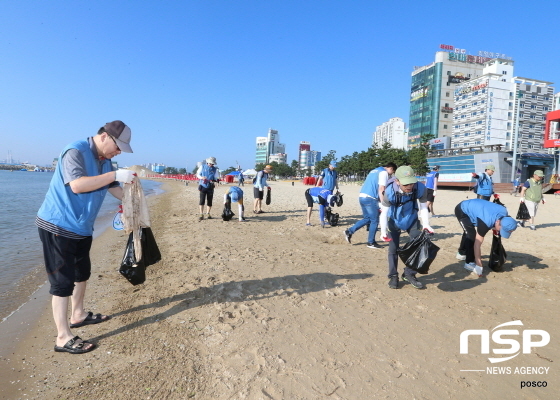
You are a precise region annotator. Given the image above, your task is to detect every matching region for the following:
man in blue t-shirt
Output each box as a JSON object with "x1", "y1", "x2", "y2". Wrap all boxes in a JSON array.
[
  {"x1": 455, "y1": 199, "x2": 517, "y2": 276},
  {"x1": 305, "y1": 187, "x2": 338, "y2": 227},
  {"x1": 425, "y1": 165, "x2": 439, "y2": 217},
  {"x1": 344, "y1": 163, "x2": 396, "y2": 249},
  {"x1": 316, "y1": 160, "x2": 339, "y2": 192}
]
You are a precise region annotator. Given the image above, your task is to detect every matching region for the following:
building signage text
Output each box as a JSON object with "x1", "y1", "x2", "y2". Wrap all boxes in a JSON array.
[
  {"x1": 454, "y1": 81, "x2": 488, "y2": 96},
  {"x1": 441, "y1": 106, "x2": 454, "y2": 113},
  {"x1": 411, "y1": 87, "x2": 428, "y2": 101},
  {"x1": 448, "y1": 52, "x2": 492, "y2": 65}
]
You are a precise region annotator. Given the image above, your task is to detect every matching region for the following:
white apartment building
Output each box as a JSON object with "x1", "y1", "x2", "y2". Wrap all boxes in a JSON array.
[
  {"x1": 373, "y1": 117, "x2": 407, "y2": 149},
  {"x1": 269, "y1": 153, "x2": 288, "y2": 164},
  {"x1": 255, "y1": 129, "x2": 286, "y2": 165},
  {"x1": 451, "y1": 59, "x2": 554, "y2": 154}
]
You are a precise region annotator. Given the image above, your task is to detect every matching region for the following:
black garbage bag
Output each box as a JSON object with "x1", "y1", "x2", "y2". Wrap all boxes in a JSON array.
[
  {"x1": 516, "y1": 202, "x2": 531, "y2": 220},
  {"x1": 119, "y1": 227, "x2": 161, "y2": 286},
  {"x1": 488, "y1": 234, "x2": 507, "y2": 272},
  {"x1": 222, "y1": 206, "x2": 235, "y2": 221},
  {"x1": 336, "y1": 193, "x2": 343, "y2": 207},
  {"x1": 325, "y1": 206, "x2": 339, "y2": 227},
  {"x1": 397, "y1": 230, "x2": 440, "y2": 274},
  {"x1": 266, "y1": 187, "x2": 271, "y2": 205}
]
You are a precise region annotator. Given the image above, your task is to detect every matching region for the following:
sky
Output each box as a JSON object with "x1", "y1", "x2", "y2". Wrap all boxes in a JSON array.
[{"x1": 1, "y1": 1, "x2": 559, "y2": 172}]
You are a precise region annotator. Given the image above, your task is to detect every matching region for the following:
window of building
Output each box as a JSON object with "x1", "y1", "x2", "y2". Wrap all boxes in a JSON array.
[
  {"x1": 444, "y1": 114, "x2": 448, "y2": 118},
  {"x1": 465, "y1": 123, "x2": 470, "y2": 126},
  {"x1": 474, "y1": 91, "x2": 478, "y2": 96},
  {"x1": 530, "y1": 115, "x2": 535, "y2": 119},
  {"x1": 443, "y1": 124, "x2": 448, "y2": 129},
  {"x1": 446, "y1": 82, "x2": 451, "y2": 86},
  {"x1": 530, "y1": 125, "x2": 535, "y2": 128},
  {"x1": 520, "y1": 112, "x2": 524, "y2": 117},
  {"x1": 464, "y1": 132, "x2": 469, "y2": 136},
  {"x1": 482, "y1": 89, "x2": 486, "y2": 93},
  {"x1": 532, "y1": 95, "x2": 536, "y2": 98},
  {"x1": 531, "y1": 105, "x2": 536, "y2": 109},
  {"x1": 502, "y1": 71, "x2": 507, "y2": 75},
  {"x1": 446, "y1": 92, "x2": 450, "y2": 97}
]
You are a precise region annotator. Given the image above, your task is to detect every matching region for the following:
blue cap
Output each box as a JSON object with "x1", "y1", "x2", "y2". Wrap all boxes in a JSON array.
[
  {"x1": 500, "y1": 216, "x2": 517, "y2": 238},
  {"x1": 230, "y1": 190, "x2": 239, "y2": 202},
  {"x1": 330, "y1": 160, "x2": 337, "y2": 168}
]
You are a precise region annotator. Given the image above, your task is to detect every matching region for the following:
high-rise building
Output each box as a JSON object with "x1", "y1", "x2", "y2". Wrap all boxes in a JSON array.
[
  {"x1": 409, "y1": 47, "x2": 494, "y2": 147},
  {"x1": 298, "y1": 141, "x2": 311, "y2": 168},
  {"x1": 373, "y1": 117, "x2": 407, "y2": 149},
  {"x1": 451, "y1": 58, "x2": 554, "y2": 154},
  {"x1": 255, "y1": 129, "x2": 286, "y2": 165},
  {"x1": 300, "y1": 149, "x2": 321, "y2": 169}
]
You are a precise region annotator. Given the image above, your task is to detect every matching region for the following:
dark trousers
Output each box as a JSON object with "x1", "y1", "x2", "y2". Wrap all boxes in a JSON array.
[
  {"x1": 455, "y1": 203, "x2": 476, "y2": 264},
  {"x1": 387, "y1": 218, "x2": 421, "y2": 278},
  {"x1": 477, "y1": 194, "x2": 491, "y2": 201}
]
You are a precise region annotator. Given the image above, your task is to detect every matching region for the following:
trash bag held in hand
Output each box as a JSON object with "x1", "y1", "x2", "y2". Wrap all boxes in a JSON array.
[
  {"x1": 516, "y1": 202, "x2": 530, "y2": 220},
  {"x1": 119, "y1": 227, "x2": 161, "y2": 285},
  {"x1": 222, "y1": 203, "x2": 235, "y2": 221},
  {"x1": 266, "y1": 187, "x2": 271, "y2": 205},
  {"x1": 396, "y1": 230, "x2": 440, "y2": 274},
  {"x1": 488, "y1": 234, "x2": 507, "y2": 272}
]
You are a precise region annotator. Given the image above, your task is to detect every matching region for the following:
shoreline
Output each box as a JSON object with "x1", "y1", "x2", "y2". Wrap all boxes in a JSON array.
[{"x1": 1, "y1": 180, "x2": 558, "y2": 399}]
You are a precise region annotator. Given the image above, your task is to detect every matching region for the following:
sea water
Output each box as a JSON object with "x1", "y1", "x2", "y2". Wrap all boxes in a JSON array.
[{"x1": 0, "y1": 170, "x2": 162, "y2": 321}]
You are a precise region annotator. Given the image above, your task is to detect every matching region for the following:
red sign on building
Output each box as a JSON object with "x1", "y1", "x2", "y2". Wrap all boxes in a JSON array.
[{"x1": 544, "y1": 110, "x2": 560, "y2": 148}]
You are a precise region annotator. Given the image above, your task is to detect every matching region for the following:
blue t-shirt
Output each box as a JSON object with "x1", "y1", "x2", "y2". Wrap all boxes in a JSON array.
[{"x1": 425, "y1": 171, "x2": 439, "y2": 190}]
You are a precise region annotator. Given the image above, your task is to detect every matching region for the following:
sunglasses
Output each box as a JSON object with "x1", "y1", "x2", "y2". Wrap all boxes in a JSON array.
[{"x1": 108, "y1": 135, "x2": 121, "y2": 151}]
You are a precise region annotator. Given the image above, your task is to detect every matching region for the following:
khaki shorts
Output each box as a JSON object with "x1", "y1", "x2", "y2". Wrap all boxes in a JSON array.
[{"x1": 524, "y1": 200, "x2": 539, "y2": 218}]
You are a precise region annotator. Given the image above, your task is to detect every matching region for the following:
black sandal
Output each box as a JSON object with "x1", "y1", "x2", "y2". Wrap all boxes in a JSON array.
[
  {"x1": 54, "y1": 336, "x2": 96, "y2": 354},
  {"x1": 70, "y1": 311, "x2": 111, "y2": 328}
]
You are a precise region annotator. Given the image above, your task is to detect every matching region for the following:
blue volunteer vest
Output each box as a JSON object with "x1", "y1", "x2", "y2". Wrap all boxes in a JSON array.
[
  {"x1": 37, "y1": 140, "x2": 113, "y2": 236},
  {"x1": 385, "y1": 179, "x2": 426, "y2": 231},
  {"x1": 321, "y1": 168, "x2": 338, "y2": 191},
  {"x1": 476, "y1": 172, "x2": 493, "y2": 196},
  {"x1": 460, "y1": 199, "x2": 507, "y2": 227},
  {"x1": 309, "y1": 187, "x2": 332, "y2": 204},
  {"x1": 199, "y1": 164, "x2": 218, "y2": 188},
  {"x1": 361, "y1": 166, "x2": 385, "y2": 198}
]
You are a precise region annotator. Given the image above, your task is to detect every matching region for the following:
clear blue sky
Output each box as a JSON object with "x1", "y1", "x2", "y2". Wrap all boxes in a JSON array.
[{"x1": 1, "y1": 1, "x2": 558, "y2": 171}]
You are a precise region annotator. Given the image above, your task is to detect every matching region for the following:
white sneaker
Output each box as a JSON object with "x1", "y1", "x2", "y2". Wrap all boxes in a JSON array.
[{"x1": 456, "y1": 252, "x2": 466, "y2": 261}]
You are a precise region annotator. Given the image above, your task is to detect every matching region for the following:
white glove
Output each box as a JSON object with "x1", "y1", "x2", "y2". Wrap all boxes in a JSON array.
[
  {"x1": 115, "y1": 169, "x2": 136, "y2": 184},
  {"x1": 520, "y1": 198, "x2": 525, "y2": 203},
  {"x1": 433, "y1": 190, "x2": 437, "y2": 196},
  {"x1": 423, "y1": 225, "x2": 434, "y2": 234}
]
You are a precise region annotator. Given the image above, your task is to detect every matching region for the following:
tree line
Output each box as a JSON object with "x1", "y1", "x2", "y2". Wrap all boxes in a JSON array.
[{"x1": 253, "y1": 140, "x2": 431, "y2": 180}]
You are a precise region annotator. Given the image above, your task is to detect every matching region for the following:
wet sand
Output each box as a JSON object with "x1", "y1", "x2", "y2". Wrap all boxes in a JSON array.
[{"x1": 1, "y1": 180, "x2": 558, "y2": 399}]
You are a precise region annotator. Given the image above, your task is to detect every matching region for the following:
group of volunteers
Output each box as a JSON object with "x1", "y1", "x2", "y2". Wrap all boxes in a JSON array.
[
  {"x1": 34, "y1": 120, "x2": 545, "y2": 354},
  {"x1": 196, "y1": 158, "x2": 273, "y2": 222}
]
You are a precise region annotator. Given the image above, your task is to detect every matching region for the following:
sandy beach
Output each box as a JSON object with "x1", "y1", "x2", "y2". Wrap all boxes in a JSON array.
[{"x1": 1, "y1": 179, "x2": 558, "y2": 399}]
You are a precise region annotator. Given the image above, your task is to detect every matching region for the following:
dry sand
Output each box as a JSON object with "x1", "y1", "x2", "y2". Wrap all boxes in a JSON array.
[{"x1": 1, "y1": 180, "x2": 558, "y2": 399}]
